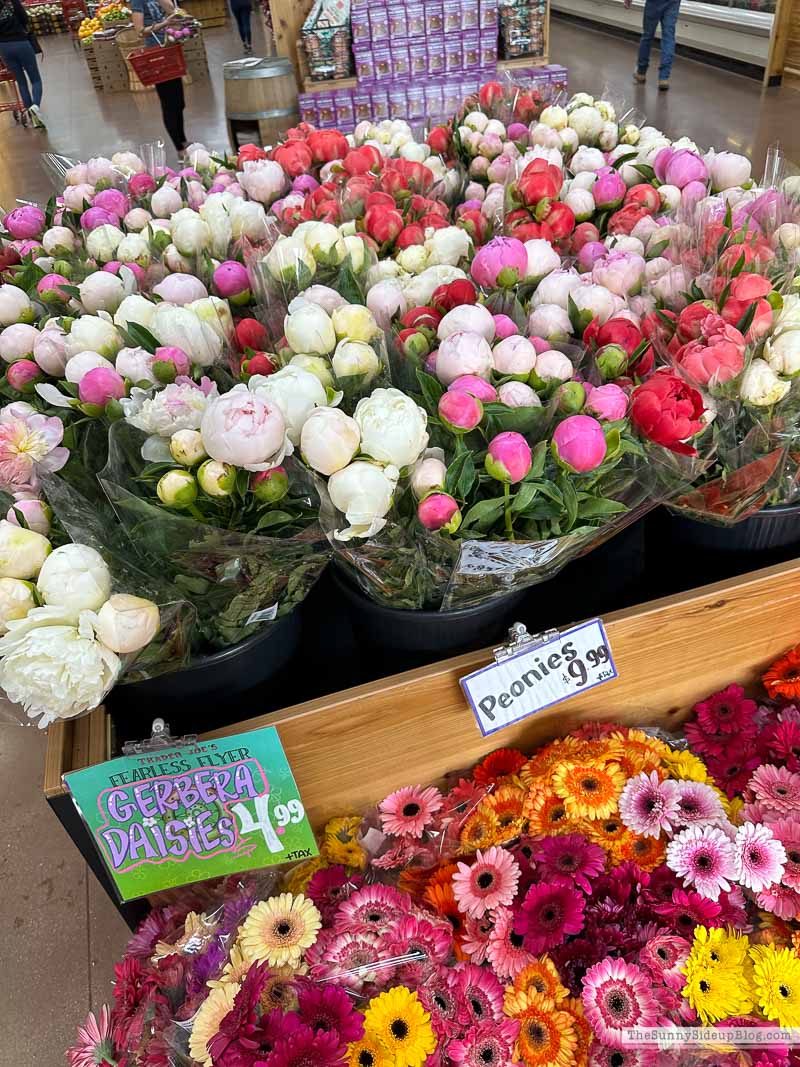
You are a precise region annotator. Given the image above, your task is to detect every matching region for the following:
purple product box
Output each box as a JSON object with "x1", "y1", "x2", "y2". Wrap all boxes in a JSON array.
[
  {"x1": 371, "y1": 88, "x2": 389, "y2": 120},
  {"x1": 443, "y1": 0, "x2": 461, "y2": 34},
  {"x1": 463, "y1": 29, "x2": 479, "y2": 68},
  {"x1": 442, "y1": 82, "x2": 462, "y2": 114},
  {"x1": 298, "y1": 94, "x2": 318, "y2": 125},
  {"x1": 354, "y1": 49, "x2": 375, "y2": 82},
  {"x1": 464, "y1": 74, "x2": 480, "y2": 95},
  {"x1": 389, "y1": 6, "x2": 407, "y2": 38},
  {"x1": 353, "y1": 91, "x2": 372, "y2": 122},
  {"x1": 335, "y1": 92, "x2": 355, "y2": 128},
  {"x1": 407, "y1": 84, "x2": 425, "y2": 121},
  {"x1": 315, "y1": 93, "x2": 336, "y2": 128},
  {"x1": 427, "y1": 37, "x2": 446, "y2": 74},
  {"x1": 409, "y1": 42, "x2": 427, "y2": 76},
  {"x1": 388, "y1": 85, "x2": 407, "y2": 117},
  {"x1": 424, "y1": 82, "x2": 444, "y2": 121},
  {"x1": 391, "y1": 42, "x2": 410, "y2": 78},
  {"x1": 445, "y1": 36, "x2": 462, "y2": 72},
  {"x1": 479, "y1": 0, "x2": 497, "y2": 28},
  {"x1": 406, "y1": 1, "x2": 425, "y2": 35},
  {"x1": 351, "y1": 9, "x2": 370, "y2": 43},
  {"x1": 373, "y1": 46, "x2": 393, "y2": 80},
  {"x1": 369, "y1": 4, "x2": 390, "y2": 42},
  {"x1": 425, "y1": 0, "x2": 443, "y2": 35},
  {"x1": 462, "y1": 0, "x2": 479, "y2": 29},
  {"x1": 480, "y1": 30, "x2": 497, "y2": 68}
]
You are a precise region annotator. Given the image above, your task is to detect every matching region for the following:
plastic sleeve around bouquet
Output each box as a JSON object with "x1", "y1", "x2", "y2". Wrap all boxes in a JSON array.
[{"x1": 99, "y1": 421, "x2": 330, "y2": 650}]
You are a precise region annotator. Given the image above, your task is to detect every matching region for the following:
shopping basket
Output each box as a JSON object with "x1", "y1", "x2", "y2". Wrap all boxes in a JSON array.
[{"x1": 127, "y1": 42, "x2": 186, "y2": 85}]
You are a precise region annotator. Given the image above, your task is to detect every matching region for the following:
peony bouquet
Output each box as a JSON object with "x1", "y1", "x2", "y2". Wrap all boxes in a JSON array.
[{"x1": 69, "y1": 640, "x2": 800, "y2": 1067}]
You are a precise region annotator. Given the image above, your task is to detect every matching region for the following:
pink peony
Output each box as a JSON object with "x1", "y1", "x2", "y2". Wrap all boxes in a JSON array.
[
  {"x1": 592, "y1": 170, "x2": 626, "y2": 210},
  {"x1": 128, "y1": 173, "x2": 157, "y2": 198},
  {"x1": 0, "y1": 407, "x2": 69, "y2": 489},
  {"x1": 435, "y1": 331, "x2": 494, "y2": 386},
  {"x1": 675, "y1": 316, "x2": 745, "y2": 386},
  {"x1": 200, "y1": 385, "x2": 287, "y2": 471},
  {"x1": 438, "y1": 390, "x2": 483, "y2": 433},
  {"x1": 80, "y1": 206, "x2": 119, "y2": 231},
  {"x1": 418, "y1": 492, "x2": 462, "y2": 532},
  {"x1": 93, "y1": 187, "x2": 129, "y2": 218},
  {"x1": 213, "y1": 261, "x2": 250, "y2": 303},
  {"x1": 6, "y1": 360, "x2": 42, "y2": 392},
  {"x1": 151, "y1": 346, "x2": 191, "y2": 379},
  {"x1": 4, "y1": 205, "x2": 45, "y2": 240},
  {"x1": 78, "y1": 366, "x2": 126, "y2": 407},
  {"x1": 448, "y1": 375, "x2": 498, "y2": 402},
  {"x1": 6, "y1": 497, "x2": 50, "y2": 535},
  {"x1": 492, "y1": 314, "x2": 519, "y2": 339},
  {"x1": 552, "y1": 414, "x2": 607, "y2": 472},
  {"x1": 584, "y1": 383, "x2": 628, "y2": 421},
  {"x1": 485, "y1": 431, "x2": 532, "y2": 483},
  {"x1": 471, "y1": 237, "x2": 529, "y2": 289},
  {"x1": 664, "y1": 149, "x2": 708, "y2": 190}
]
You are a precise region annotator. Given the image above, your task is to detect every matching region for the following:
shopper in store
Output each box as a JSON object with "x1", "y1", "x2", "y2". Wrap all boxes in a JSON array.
[
  {"x1": 230, "y1": 0, "x2": 253, "y2": 54},
  {"x1": 0, "y1": 0, "x2": 45, "y2": 128},
  {"x1": 131, "y1": 0, "x2": 187, "y2": 153},
  {"x1": 625, "y1": 0, "x2": 682, "y2": 91}
]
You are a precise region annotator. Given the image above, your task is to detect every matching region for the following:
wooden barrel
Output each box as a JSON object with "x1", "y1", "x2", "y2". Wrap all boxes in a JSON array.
[{"x1": 224, "y1": 56, "x2": 299, "y2": 150}]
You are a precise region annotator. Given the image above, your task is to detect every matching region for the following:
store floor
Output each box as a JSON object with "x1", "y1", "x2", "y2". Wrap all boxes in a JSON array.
[{"x1": 1, "y1": 14, "x2": 800, "y2": 1067}]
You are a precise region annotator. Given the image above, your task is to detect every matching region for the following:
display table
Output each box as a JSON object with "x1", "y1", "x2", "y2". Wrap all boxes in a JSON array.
[{"x1": 44, "y1": 557, "x2": 800, "y2": 927}]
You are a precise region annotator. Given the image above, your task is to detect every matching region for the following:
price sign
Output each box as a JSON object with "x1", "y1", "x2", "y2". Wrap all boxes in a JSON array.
[
  {"x1": 64, "y1": 726, "x2": 318, "y2": 901},
  {"x1": 460, "y1": 619, "x2": 618, "y2": 736}
]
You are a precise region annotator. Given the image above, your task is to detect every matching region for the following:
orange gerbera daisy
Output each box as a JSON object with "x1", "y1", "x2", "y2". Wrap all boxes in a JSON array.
[
  {"x1": 459, "y1": 806, "x2": 501, "y2": 853},
  {"x1": 484, "y1": 784, "x2": 527, "y2": 841},
  {"x1": 473, "y1": 747, "x2": 528, "y2": 786},
  {"x1": 422, "y1": 863, "x2": 457, "y2": 896},
  {"x1": 520, "y1": 738, "x2": 582, "y2": 785},
  {"x1": 509, "y1": 956, "x2": 568, "y2": 1005},
  {"x1": 616, "y1": 831, "x2": 666, "y2": 871},
  {"x1": 582, "y1": 815, "x2": 627, "y2": 852},
  {"x1": 764, "y1": 644, "x2": 800, "y2": 701},
  {"x1": 397, "y1": 866, "x2": 438, "y2": 898},
  {"x1": 505, "y1": 990, "x2": 577, "y2": 1067},
  {"x1": 423, "y1": 881, "x2": 468, "y2": 950},
  {"x1": 551, "y1": 760, "x2": 625, "y2": 820},
  {"x1": 524, "y1": 789, "x2": 571, "y2": 836},
  {"x1": 561, "y1": 997, "x2": 592, "y2": 1067}
]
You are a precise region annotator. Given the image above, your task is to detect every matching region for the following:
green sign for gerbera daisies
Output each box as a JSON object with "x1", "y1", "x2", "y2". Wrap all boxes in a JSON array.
[{"x1": 64, "y1": 727, "x2": 319, "y2": 902}]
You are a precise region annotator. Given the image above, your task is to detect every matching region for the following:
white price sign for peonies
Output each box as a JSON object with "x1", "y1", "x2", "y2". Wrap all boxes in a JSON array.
[{"x1": 460, "y1": 619, "x2": 618, "y2": 736}]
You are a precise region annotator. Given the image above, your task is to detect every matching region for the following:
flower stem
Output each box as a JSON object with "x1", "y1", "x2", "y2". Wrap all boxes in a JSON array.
[{"x1": 504, "y1": 481, "x2": 514, "y2": 539}]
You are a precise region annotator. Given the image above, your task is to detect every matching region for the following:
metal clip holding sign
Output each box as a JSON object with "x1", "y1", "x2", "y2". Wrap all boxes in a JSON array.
[
  {"x1": 462, "y1": 617, "x2": 618, "y2": 736},
  {"x1": 121, "y1": 717, "x2": 197, "y2": 756}
]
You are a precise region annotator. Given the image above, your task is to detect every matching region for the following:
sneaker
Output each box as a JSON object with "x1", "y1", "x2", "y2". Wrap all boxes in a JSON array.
[
  {"x1": 633, "y1": 70, "x2": 646, "y2": 84},
  {"x1": 28, "y1": 104, "x2": 46, "y2": 128},
  {"x1": 658, "y1": 79, "x2": 670, "y2": 91}
]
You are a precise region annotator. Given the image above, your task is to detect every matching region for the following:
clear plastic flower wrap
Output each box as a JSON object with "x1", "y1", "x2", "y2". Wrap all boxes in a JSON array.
[{"x1": 98, "y1": 420, "x2": 330, "y2": 651}]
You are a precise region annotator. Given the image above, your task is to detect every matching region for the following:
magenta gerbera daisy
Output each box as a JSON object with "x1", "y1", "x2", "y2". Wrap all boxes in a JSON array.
[
  {"x1": 515, "y1": 882, "x2": 586, "y2": 954},
  {"x1": 665, "y1": 825, "x2": 736, "y2": 901},
  {"x1": 333, "y1": 884, "x2": 410, "y2": 936},
  {"x1": 376, "y1": 914, "x2": 452, "y2": 985},
  {"x1": 532, "y1": 833, "x2": 606, "y2": 893},
  {"x1": 694, "y1": 684, "x2": 758, "y2": 737},
  {"x1": 305, "y1": 929, "x2": 383, "y2": 991},
  {"x1": 756, "y1": 884, "x2": 800, "y2": 919},
  {"x1": 652, "y1": 888, "x2": 723, "y2": 935},
  {"x1": 295, "y1": 980, "x2": 364, "y2": 1044},
  {"x1": 267, "y1": 1023, "x2": 347, "y2": 1067},
  {"x1": 485, "y1": 907, "x2": 533, "y2": 980},
  {"x1": 618, "y1": 771, "x2": 681, "y2": 838},
  {"x1": 306, "y1": 867, "x2": 364, "y2": 922},
  {"x1": 588, "y1": 1040, "x2": 659, "y2": 1067},
  {"x1": 582, "y1": 958, "x2": 660, "y2": 1050},
  {"x1": 447, "y1": 1020, "x2": 519, "y2": 1065},
  {"x1": 451, "y1": 845, "x2": 521, "y2": 919},
  {"x1": 454, "y1": 961, "x2": 505, "y2": 1024},
  {"x1": 417, "y1": 966, "x2": 466, "y2": 1038},
  {"x1": 639, "y1": 933, "x2": 691, "y2": 992},
  {"x1": 716, "y1": 885, "x2": 752, "y2": 932},
  {"x1": 378, "y1": 784, "x2": 444, "y2": 838},
  {"x1": 705, "y1": 747, "x2": 762, "y2": 798},
  {"x1": 750, "y1": 765, "x2": 800, "y2": 816},
  {"x1": 769, "y1": 819, "x2": 800, "y2": 889},
  {"x1": 733, "y1": 823, "x2": 786, "y2": 892},
  {"x1": 767, "y1": 719, "x2": 800, "y2": 772},
  {"x1": 671, "y1": 780, "x2": 726, "y2": 829}
]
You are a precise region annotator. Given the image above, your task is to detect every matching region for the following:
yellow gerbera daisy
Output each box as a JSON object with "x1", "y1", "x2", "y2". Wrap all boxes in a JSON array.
[
  {"x1": 551, "y1": 760, "x2": 625, "y2": 820},
  {"x1": 561, "y1": 996, "x2": 592, "y2": 1067},
  {"x1": 751, "y1": 945, "x2": 800, "y2": 1027},
  {"x1": 363, "y1": 986, "x2": 436, "y2": 1067},
  {"x1": 207, "y1": 942, "x2": 251, "y2": 988},
  {"x1": 483, "y1": 784, "x2": 528, "y2": 841},
  {"x1": 682, "y1": 965, "x2": 751, "y2": 1025},
  {"x1": 506, "y1": 990, "x2": 577, "y2": 1067},
  {"x1": 660, "y1": 749, "x2": 711, "y2": 783},
  {"x1": 188, "y1": 982, "x2": 239, "y2": 1066},
  {"x1": 258, "y1": 964, "x2": 302, "y2": 1014},
  {"x1": 509, "y1": 956, "x2": 568, "y2": 1006},
  {"x1": 459, "y1": 806, "x2": 501, "y2": 852},
  {"x1": 687, "y1": 926, "x2": 750, "y2": 973},
  {"x1": 346, "y1": 1034, "x2": 394, "y2": 1067},
  {"x1": 323, "y1": 815, "x2": 367, "y2": 868},
  {"x1": 238, "y1": 893, "x2": 321, "y2": 967}
]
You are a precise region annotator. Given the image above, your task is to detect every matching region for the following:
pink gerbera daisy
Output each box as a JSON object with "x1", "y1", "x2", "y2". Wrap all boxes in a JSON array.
[
  {"x1": 733, "y1": 823, "x2": 786, "y2": 891},
  {"x1": 639, "y1": 934, "x2": 691, "y2": 992},
  {"x1": 671, "y1": 780, "x2": 726, "y2": 829},
  {"x1": 379, "y1": 784, "x2": 444, "y2": 838},
  {"x1": 768, "y1": 819, "x2": 800, "y2": 889},
  {"x1": 485, "y1": 907, "x2": 533, "y2": 980},
  {"x1": 588, "y1": 1041, "x2": 659, "y2": 1067},
  {"x1": 267, "y1": 1024, "x2": 346, "y2": 1067},
  {"x1": 67, "y1": 1007, "x2": 116, "y2": 1067},
  {"x1": 742, "y1": 801, "x2": 777, "y2": 824},
  {"x1": 750, "y1": 765, "x2": 800, "y2": 816},
  {"x1": 454, "y1": 961, "x2": 505, "y2": 1024},
  {"x1": 665, "y1": 825, "x2": 736, "y2": 901},
  {"x1": 582, "y1": 958, "x2": 659, "y2": 1050},
  {"x1": 447, "y1": 1020, "x2": 519, "y2": 1066},
  {"x1": 515, "y1": 882, "x2": 586, "y2": 954},
  {"x1": 618, "y1": 771, "x2": 681, "y2": 838},
  {"x1": 296, "y1": 981, "x2": 364, "y2": 1044},
  {"x1": 417, "y1": 966, "x2": 466, "y2": 1038},
  {"x1": 756, "y1": 884, "x2": 800, "y2": 920},
  {"x1": 376, "y1": 914, "x2": 452, "y2": 985},
  {"x1": 694, "y1": 684, "x2": 758, "y2": 737},
  {"x1": 333, "y1": 884, "x2": 410, "y2": 936},
  {"x1": 305, "y1": 929, "x2": 384, "y2": 991},
  {"x1": 532, "y1": 833, "x2": 606, "y2": 893},
  {"x1": 452, "y1": 846, "x2": 520, "y2": 919},
  {"x1": 717, "y1": 885, "x2": 752, "y2": 932},
  {"x1": 652, "y1": 889, "x2": 723, "y2": 935},
  {"x1": 461, "y1": 912, "x2": 498, "y2": 965}
]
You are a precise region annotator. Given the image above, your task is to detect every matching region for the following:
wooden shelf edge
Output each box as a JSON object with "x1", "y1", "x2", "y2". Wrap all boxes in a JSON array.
[{"x1": 498, "y1": 54, "x2": 550, "y2": 69}]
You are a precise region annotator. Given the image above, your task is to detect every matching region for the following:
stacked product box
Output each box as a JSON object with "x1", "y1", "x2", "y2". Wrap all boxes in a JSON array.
[
  {"x1": 350, "y1": 0, "x2": 498, "y2": 86},
  {"x1": 498, "y1": 0, "x2": 546, "y2": 59},
  {"x1": 298, "y1": 63, "x2": 569, "y2": 131}
]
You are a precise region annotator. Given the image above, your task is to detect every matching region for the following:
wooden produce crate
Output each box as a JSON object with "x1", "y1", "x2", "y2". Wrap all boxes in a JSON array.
[{"x1": 43, "y1": 559, "x2": 800, "y2": 927}]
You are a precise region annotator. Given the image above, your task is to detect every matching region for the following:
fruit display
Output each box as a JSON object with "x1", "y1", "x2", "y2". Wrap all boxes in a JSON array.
[
  {"x1": 97, "y1": 1, "x2": 131, "y2": 24},
  {"x1": 78, "y1": 14, "x2": 103, "y2": 37},
  {"x1": 24, "y1": 0, "x2": 66, "y2": 34}
]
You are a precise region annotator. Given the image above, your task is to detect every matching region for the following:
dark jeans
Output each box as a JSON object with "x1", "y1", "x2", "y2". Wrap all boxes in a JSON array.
[
  {"x1": 155, "y1": 76, "x2": 186, "y2": 152},
  {"x1": 637, "y1": 0, "x2": 681, "y2": 80},
  {"x1": 0, "y1": 39, "x2": 42, "y2": 110},
  {"x1": 232, "y1": 4, "x2": 252, "y2": 44}
]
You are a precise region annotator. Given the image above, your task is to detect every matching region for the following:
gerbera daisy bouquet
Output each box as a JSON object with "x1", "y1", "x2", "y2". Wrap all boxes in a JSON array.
[{"x1": 70, "y1": 643, "x2": 800, "y2": 1067}]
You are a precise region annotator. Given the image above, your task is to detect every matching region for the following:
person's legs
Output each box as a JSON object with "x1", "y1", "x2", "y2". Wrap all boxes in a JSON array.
[
  {"x1": 636, "y1": 0, "x2": 660, "y2": 74},
  {"x1": 155, "y1": 78, "x2": 187, "y2": 152},
  {"x1": 658, "y1": 0, "x2": 681, "y2": 82},
  {"x1": 240, "y1": 6, "x2": 252, "y2": 46},
  {"x1": 0, "y1": 42, "x2": 33, "y2": 110},
  {"x1": 17, "y1": 43, "x2": 42, "y2": 106}
]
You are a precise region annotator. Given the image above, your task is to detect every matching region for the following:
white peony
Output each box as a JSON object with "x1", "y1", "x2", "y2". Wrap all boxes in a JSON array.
[
  {"x1": 116, "y1": 233, "x2": 151, "y2": 266},
  {"x1": 300, "y1": 406, "x2": 361, "y2": 476},
  {"x1": 116, "y1": 346, "x2": 156, "y2": 385},
  {"x1": 86, "y1": 224, "x2": 124, "y2": 263},
  {"x1": 332, "y1": 339, "x2": 381, "y2": 383},
  {"x1": 285, "y1": 303, "x2": 336, "y2": 355},
  {"x1": 251, "y1": 365, "x2": 329, "y2": 445},
  {"x1": 37, "y1": 543, "x2": 112, "y2": 617},
  {"x1": 149, "y1": 303, "x2": 223, "y2": 367},
  {"x1": 79, "y1": 271, "x2": 126, "y2": 315},
  {"x1": 0, "y1": 577, "x2": 36, "y2": 633},
  {"x1": 263, "y1": 236, "x2": 317, "y2": 287},
  {"x1": 94, "y1": 594, "x2": 160, "y2": 654},
  {"x1": 438, "y1": 303, "x2": 496, "y2": 342},
  {"x1": 0, "y1": 285, "x2": 33, "y2": 327},
  {"x1": 331, "y1": 304, "x2": 380, "y2": 344},
  {"x1": 532, "y1": 269, "x2": 582, "y2": 310},
  {"x1": 301, "y1": 221, "x2": 346, "y2": 266},
  {"x1": 765, "y1": 330, "x2": 800, "y2": 377},
  {"x1": 68, "y1": 316, "x2": 122, "y2": 359},
  {"x1": 401, "y1": 265, "x2": 467, "y2": 307},
  {"x1": 524, "y1": 239, "x2": 561, "y2": 282},
  {"x1": 540, "y1": 105, "x2": 568, "y2": 130},
  {"x1": 65, "y1": 351, "x2": 115, "y2": 384},
  {"x1": 171, "y1": 209, "x2": 212, "y2": 256},
  {"x1": 328, "y1": 461, "x2": 399, "y2": 540},
  {"x1": 188, "y1": 296, "x2": 234, "y2": 344},
  {"x1": 42, "y1": 226, "x2": 78, "y2": 256},
  {"x1": 114, "y1": 294, "x2": 157, "y2": 331},
  {"x1": 354, "y1": 387, "x2": 428, "y2": 468},
  {"x1": 289, "y1": 353, "x2": 335, "y2": 389},
  {"x1": 740, "y1": 358, "x2": 791, "y2": 406},
  {"x1": 396, "y1": 246, "x2": 429, "y2": 274},
  {"x1": 229, "y1": 198, "x2": 268, "y2": 242},
  {"x1": 122, "y1": 380, "x2": 219, "y2": 437},
  {"x1": 0, "y1": 521, "x2": 51, "y2": 580},
  {"x1": 568, "y1": 106, "x2": 604, "y2": 145},
  {"x1": 425, "y1": 226, "x2": 473, "y2": 267}
]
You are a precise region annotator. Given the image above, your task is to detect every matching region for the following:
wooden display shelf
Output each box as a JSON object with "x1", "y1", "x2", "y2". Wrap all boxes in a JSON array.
[
  {"x1": 44, "y1": 558, "x2": 800, "y2": 925},
  {"x1": 498, "y1": 54, "x2": 550, "y2": 70},
  {"x1": 295, "y1": 38, "x2": 356, "y2": 93}
]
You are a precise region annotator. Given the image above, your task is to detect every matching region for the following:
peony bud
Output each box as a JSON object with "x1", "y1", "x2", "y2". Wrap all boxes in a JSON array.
[
  {"x1": 300, "y1": 407, "x2": 361, "y2": 476},
  {"x1": 78, "y1": 367, "x2": 126, "y2": 407},
  {"x1": 533, "y1": 349, "x2": 574, "y2": 383},
  {"x1": 498, "y1": 381, "x2": 541, "y2": 408},
  {"x1": 438, "y1": 390, "x2": 483, "y2": 433},
  {"x1": 596, "y1": 344, "x2": 629, "y2": 381},
  {"x1": 418, "y1": 492, "x2": 461, "y2": 532},
  {"x1": 332, "y1": 339, "x2": 381, "y2": 383},
  {"x1": 250, "y1": 466, "x2": 289, "y2": 504},
  {"x1": 6, "y1": 360, "x2": 42, "y2": 393},
  {"x1": 197, "y1": 458, "x2": 236, "y2": 497},
  {"x1": 169, "y1": 429, "x2": 207, "y2": 466},
  {"x1": 157, "y1": 469, "x2": 199, "y2": 508},
  {"x1": 0, "y1": 323, "x2": 39, "y2": 363},
  {"x1": 331, "y1": 304, "x2": 380, "y2": 344},
  {"x1": 0, "y1": 520, "x2": 51, "y2": 580},
  {"x1": 485, "y1": 431, "x2": 532, "y2": 483},
  {"x1": 0, "y1": 576, "x2": 36, "y2": 632},
  {"x1": 492, "y1": 335, "x2": 538, "y2": 378},
  {"x1": 552, "y1": 414, "x2": 607, "y2": 472},
  {"x1": 411, "y1": 454, "x2": 447, "y2": 499},
  {"x1": 557, "y1": 381, "x2": 586, "y2": 414},
  {"x1": 449, "y1": 375, "x2": 498, "y2": 402},
  {"x1": 95, "y1": 593, "x2": 160, "y2": 654},
  {"x1": 36, "y1": 542, "x2": 110, "y2": 614},
  {"x1": 493, "y1": 314, "x2": 519, "y2": 339},
  {"x1": 436, "y1": 331, "x2": 494, "y2": 385},
  {"x1": 6, "y1": 499, "x2": 51, "y2": 536},
  {"x1": 585, "y1": 383, "x2": 628, "y2": 421},
  {"x1": 213, "y1": 260, "x2": 250, "y2": 304}
]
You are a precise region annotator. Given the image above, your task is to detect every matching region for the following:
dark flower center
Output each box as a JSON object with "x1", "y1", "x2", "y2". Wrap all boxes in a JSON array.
[
  {"x1": 558, "y1": 855, "x2": 578, "y2": 871},
  {"x1": 700, "y1": 981, "x2": 710, "y2": 993},
  {"x1": 695, "y1": 853, "x2": 713, "y2": 871},
  {"x1": 610, "y1": 1054, "x2": 625, "y2": 1067},
  {"x1": 780, "y1": 985, "x2": 791, "y2": 998},
  {"x1": 358, "y1": 1053, "x2": 375, "y2": 1067},
  {"x1": 604, "y1": 821, "x2": 620, "y2": 834},
  {"x1": 526, "y1": 1022, "x2": 547, "y2": 1046},
  {"x1": 470, "y1": 997, "x2": 484, "y2": 1017},
  {"x1": 682, "y1": 799, "x2": 699, "y2": 814},
  {"x1": 276, "y1": 921, "x2": 291, "y2": 936},
  {"x1": 749, "y1": 849, "x2": 762, "y2": 864},
  {"x1": 657, "y1": 948, "x2": 668, "y2": 960},
  {"x1": 776, "y1": 787, "x2": 788, "y2": 796},
  {"x1": 644, "y1": 798, "x2": 657, "y2": 813},
  {"x1": 510, "y1": 932, "x2": 525, "y2": 948},
  {"x1": 582, "y1": 778, "x2": 600, "y2": 793},
  {"x1": 402, "y1": 802, "x2": 421, "y2": 817},
  {"x1": 789, "y1": 850, "x2": 800, "y2": 864},
  {"x1": 521, "y1": 845, "x2": 533, "y2": 859},
  {"x1": 480, "y1": 1047, "x2": 496, "y2": 1064},
  {"x1": 391, "y1": 1019, "x2": 409, "y2": 1040},
  {"x1": 434, "y1": 994, "x2": 448, "y2": 1011},
  {"x1": 477, "y1": 872, "x2": 494, "y2": 890},
  {"x1": 533, "y1": 977, "x2": 546, "y2": 992},
  {"x1": 367, "y1": 912, "x2": 382, "y2": 923},
  {"x1": 608, "y1": 993, "x2": 627, "y2": 1016},
  {"x1": 718, "y1": 704, "x2": 731, "y2": 716}
]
